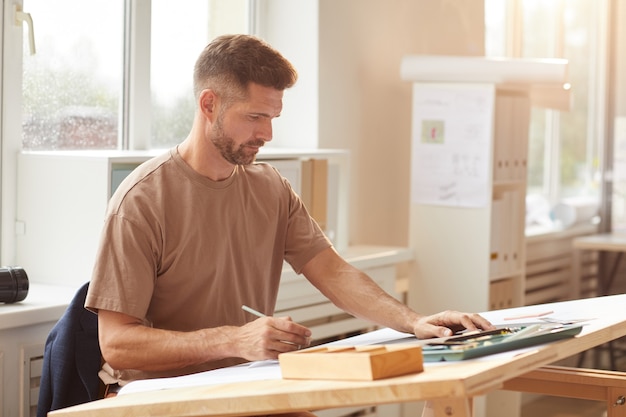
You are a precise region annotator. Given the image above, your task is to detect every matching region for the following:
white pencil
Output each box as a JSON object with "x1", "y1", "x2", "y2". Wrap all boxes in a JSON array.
[
  {"x1": 242, "y1": 305, "x2": 267, "y2": 318},
  {"x1": 504, "y1": 324, "x2": 542, "y2": 342}
]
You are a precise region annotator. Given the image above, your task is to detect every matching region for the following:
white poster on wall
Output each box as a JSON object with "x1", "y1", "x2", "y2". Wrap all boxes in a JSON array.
[{"x1": 410, "y1": 82, "x2": 495, "y2": 208}]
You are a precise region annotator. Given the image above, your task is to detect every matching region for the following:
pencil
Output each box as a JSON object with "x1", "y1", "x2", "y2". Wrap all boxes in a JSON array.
[
  {"x1": 242, "y1": 305, "x2": 267, "y2": 318},
  {"x1": 503, "y1": 310, "x2": 554, "y2": 321},
  {"x1": 503, "y1": 324, "x2": 542, "y2": 342}
]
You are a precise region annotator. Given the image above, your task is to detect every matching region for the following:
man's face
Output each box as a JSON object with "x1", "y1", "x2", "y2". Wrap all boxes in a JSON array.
[{"x1": 210, "y1": 83, "x2": 283, "y2": 166}]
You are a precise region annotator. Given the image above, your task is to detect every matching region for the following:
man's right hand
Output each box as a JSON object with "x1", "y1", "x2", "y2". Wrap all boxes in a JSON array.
[{"x1": 235, "y1": 316, "x2": 312, "y2": 360}]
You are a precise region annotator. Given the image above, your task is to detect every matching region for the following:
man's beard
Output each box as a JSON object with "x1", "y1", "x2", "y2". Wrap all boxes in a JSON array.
[{"x1": 210, "y1": 118, "x2": 264, "y2": 166}]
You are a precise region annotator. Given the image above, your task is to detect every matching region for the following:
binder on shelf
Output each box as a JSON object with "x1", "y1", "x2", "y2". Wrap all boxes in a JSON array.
[
  {"x1": 501, "y1": 191, "x2": 512, "y2": 274},
  {"x1": 489, "y1": 278, "x2": 515, "y2": 310},
  {"x1": 490, "y1": 196, "x2": 504, "y2": 276},
  {"x1": 490, "y1": 189, "x2": 523, "y2": 278},
  {"x1": 513, "y1": 95, "x2": 531, "y2": 181},
  {"x1": 301, "y1": 159, "x2": 328, "y2": 231},
  {"x1": 504, "y1": 189, "x2": 522, "y2": 273},
  {"x1": 494, "y1": 92, "x2": 532, "y2": 183},
  {"x1": 509, "y1": 189, "x2": 524, "y2": 271},
  {"x1": 493, "y1": 94, "x2": 514, "y2": 182}
]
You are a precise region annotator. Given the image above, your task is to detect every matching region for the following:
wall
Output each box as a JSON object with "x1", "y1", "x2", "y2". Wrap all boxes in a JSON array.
[
  {"x1": 258, "y1": 0, "x2": 485, "y2": 247},
  {"x1": 255, "y1": 0, "x2": 320, "y2": 149},
  {"x1": 616, "y1": 0, "x2": 626, "y2": 118},
  {"x1": 317, "y1": 0, "x2": 485, "y2": 247}
]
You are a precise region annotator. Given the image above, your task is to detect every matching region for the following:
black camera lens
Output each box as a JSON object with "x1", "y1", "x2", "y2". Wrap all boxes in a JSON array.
[{"x1": 0, "y1": 267, "x2": 29, "y2": 303}]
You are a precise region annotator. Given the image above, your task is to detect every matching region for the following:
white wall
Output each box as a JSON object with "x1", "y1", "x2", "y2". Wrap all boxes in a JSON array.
[
  {"x1": 259, "y1": 0, "x2": 485, "y2": 248},
  {"x1": 256, "y1": 0, "x2": 319, "y2": 149}
]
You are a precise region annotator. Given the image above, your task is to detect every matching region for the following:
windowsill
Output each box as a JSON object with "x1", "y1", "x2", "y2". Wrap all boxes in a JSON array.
[
  {"x1": 0, "y1": 283, "x2": 78, "y2": 331},
  {"x1": 525, "y1": 222, "x2": 599, "y2": 242}
]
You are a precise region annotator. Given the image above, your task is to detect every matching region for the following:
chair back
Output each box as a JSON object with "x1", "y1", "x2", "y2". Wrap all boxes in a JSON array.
[{"x1": 36, "y1": 282, "x2": 101, "y2": 417}]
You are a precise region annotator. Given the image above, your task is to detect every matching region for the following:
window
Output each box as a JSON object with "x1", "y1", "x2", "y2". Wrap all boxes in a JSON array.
[
  {"x1": 151, "y1": 0, "x2": 249, "y2": 148},
  {"x1": 21, "y1": 0, "x2": 123, "y2": 150},
  {"x1": 2, "y1": 0, "x2": 249, "y2": 265},
  {"x1": 485, "y1": 0, "x2": 607, "y2": 232},
  {"x1": 20, "y1": 0, "x2": 249, "y2": 151}
]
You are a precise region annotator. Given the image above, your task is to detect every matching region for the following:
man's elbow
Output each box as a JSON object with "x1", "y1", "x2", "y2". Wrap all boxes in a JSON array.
[
  {"x1": 97, "y1": 309, "x2": 142, "y2": 369},
  {"x1": 98, "y1": 333, "x2": 132, "y2": 369}
]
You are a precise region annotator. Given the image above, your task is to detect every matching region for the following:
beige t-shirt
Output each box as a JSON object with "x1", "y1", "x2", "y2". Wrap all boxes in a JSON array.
[{"x1": 85, "y1": 147, "x2": 332, "y2": 383}]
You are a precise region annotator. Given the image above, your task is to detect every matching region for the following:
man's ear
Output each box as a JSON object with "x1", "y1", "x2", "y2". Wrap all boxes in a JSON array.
[{"x1": 199, "y1": 89, "x2": 218, "y2": 120}]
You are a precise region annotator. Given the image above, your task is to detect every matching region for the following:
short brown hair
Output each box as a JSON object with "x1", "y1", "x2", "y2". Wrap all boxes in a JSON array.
[{"x1": 193, "y1": 34, "x2": 298, "y2": 103}]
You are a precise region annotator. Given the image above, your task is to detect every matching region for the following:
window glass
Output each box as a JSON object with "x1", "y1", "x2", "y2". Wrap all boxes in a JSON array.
[
  {"x1": 22, "y1": 0, "x2": 123, "y2": 150},
  {"x1": 524, "y1": 0, "x2": 600, "y2": 201},
  {"x1": 558, "y1": 0, "x2": 597, "y2": 199},
  {"x1": 521, "y1": 0, "x2": 558, "y2": 58},
  {"x1": 521, "y1": 1, "x2": 559, "y2": 200},
  {"x1": 485, "y1": 0, "x2": 604, "y2": 230},
  {"x1": 150, "y1": 0, "x2": 248, "y2": 149},
  {"x1": 527, "y1": 108, "x2": 547, "y2": 194},
  {"x1": 484, "y1": 0, "x2": 507, "y2": 57}
]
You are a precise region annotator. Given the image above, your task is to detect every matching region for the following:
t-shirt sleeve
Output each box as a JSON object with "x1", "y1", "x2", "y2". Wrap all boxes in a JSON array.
[
  {"x1": 85, "y1": 213, "x2": 158, "y2": 322},
  {"x1": 281, "y1": 176, "x2": 333, "y2": 274}
]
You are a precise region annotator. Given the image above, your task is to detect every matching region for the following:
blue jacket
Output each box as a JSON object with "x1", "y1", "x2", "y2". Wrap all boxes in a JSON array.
[{"x1": 37, "y1": 282, "x2": 102, "y2": 417}]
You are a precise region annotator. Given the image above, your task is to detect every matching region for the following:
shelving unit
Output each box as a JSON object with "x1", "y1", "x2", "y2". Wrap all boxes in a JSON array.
[
  {"x1": 15, "y1": 148, "x2": 349, "y2": 287},
  {"x1": 489, "y1": 89, "x2": 531, "y2": 310},
  {"x1": 400, "y1": 56, "x2": 569, "y2": 417},
  {"x1": 401, "y1": 55, "x2": 569, "y2": 314}
]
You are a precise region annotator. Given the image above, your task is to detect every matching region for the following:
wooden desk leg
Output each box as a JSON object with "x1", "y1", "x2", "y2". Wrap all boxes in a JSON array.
[
  {"x1": 422, "y1": 399, "x2": 472, "y2": 417},
  {"x1": 572, "y1": 247, "x2": 582, "y2": 299},
  {"x1": 608, "y1": 387, "x2": 626, "y2": 417}
]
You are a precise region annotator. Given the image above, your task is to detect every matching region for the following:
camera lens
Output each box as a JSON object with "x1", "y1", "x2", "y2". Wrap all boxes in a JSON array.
[{"x1": 0, "y1": 267, "x2": 29, "y2": 303}]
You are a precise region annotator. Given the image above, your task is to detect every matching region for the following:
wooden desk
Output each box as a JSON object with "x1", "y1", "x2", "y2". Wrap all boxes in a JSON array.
[
  {"x1": 49, "y1": 295, "x2": 626, "y2": 417},
  {"x1": 572, "y1": 233, "x2": 626, "y2": 298}
]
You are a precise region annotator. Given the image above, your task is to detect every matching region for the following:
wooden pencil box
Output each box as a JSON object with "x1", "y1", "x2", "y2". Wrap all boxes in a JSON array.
[{"x1": 278, "y1": 344, "x2": 423, "y2": 381}]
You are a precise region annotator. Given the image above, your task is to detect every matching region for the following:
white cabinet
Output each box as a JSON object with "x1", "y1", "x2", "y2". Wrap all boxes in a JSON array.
[
  {"x1": 16, "y1": 151, "x2": 156, "y2": 287},
  {"x1": 405, "y1": 83, "x2": 531, "y2": 315},
  {"x1": 0, "y1": 284, "x2": 77, "y2": 417},
  {"x1": 400, "y1": 56, "x2": 569, "y2": 417},
  {"x1": 401, "y1": 56, "x2": 569, "y2": 315},
  {"x1": 16, "y1": 148, "x2": 349, "y2": 287}
]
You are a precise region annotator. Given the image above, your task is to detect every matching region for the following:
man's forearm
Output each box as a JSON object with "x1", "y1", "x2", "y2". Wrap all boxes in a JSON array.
[
  {"x1": 98, "y1": 309, "x2": 312, "y2": 373},
  {"x1": 331, "y1": 270, "x2": 421, "y2": 334},
  {"x1": 302, "y1": 248, "x2": 422, "y2": 334},
  {"x1": 98, "y1": 311, "x2": 238, "y2": 371}
]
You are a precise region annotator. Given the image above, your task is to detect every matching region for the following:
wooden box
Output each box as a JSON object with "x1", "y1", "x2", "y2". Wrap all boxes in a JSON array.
[{"x1": 278, "y1": 345, "x2": 423, "y2": 381}]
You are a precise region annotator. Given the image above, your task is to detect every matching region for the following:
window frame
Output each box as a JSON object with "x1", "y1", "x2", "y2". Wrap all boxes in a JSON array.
[
  {"x1": 0, "y1": 0, "x2": 255, "y2": 265},
  {"x1": 486, "y1": 0, "x2": 609, "y2": 233},
  {"x1": 2, "y1": 0, "x2": 26, "y2": 265}
]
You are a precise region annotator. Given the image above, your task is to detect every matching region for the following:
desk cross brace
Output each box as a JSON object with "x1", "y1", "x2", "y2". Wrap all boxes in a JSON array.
[
  {"x1": 503, "y1": 365, "x2": 626, "y2": 417},
  {"x1": 423, "y1": 398, "x2": 473, "y2": 417},
  {"x1": 423, "y1": 365, "x2": 626, "y2": 417}
]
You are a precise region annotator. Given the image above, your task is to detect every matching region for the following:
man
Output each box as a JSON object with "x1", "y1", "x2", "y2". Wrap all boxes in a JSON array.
[{"x1": 85, "y1": 34, "x2": 493, "y2": 414}]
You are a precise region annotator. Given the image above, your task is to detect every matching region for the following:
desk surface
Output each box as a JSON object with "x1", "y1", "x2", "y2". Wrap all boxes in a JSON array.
[
  {"x1": 50, "y1": 295, "x2": 626, "y2": 417},
  {"x1": 573, "y1": 233, "x2": 626, "y2": 251}
]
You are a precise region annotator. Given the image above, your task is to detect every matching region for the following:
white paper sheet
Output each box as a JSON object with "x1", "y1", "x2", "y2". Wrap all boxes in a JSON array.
[
  {"x1": 410, "y1": 83, "x2": 494, "y2": 208},
  {"x1": 119, "y1": 360, "x2": 282, "y2": 395},
  {"x1": 118, "y1": 328, "x2": 412, "y2": 395}
]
